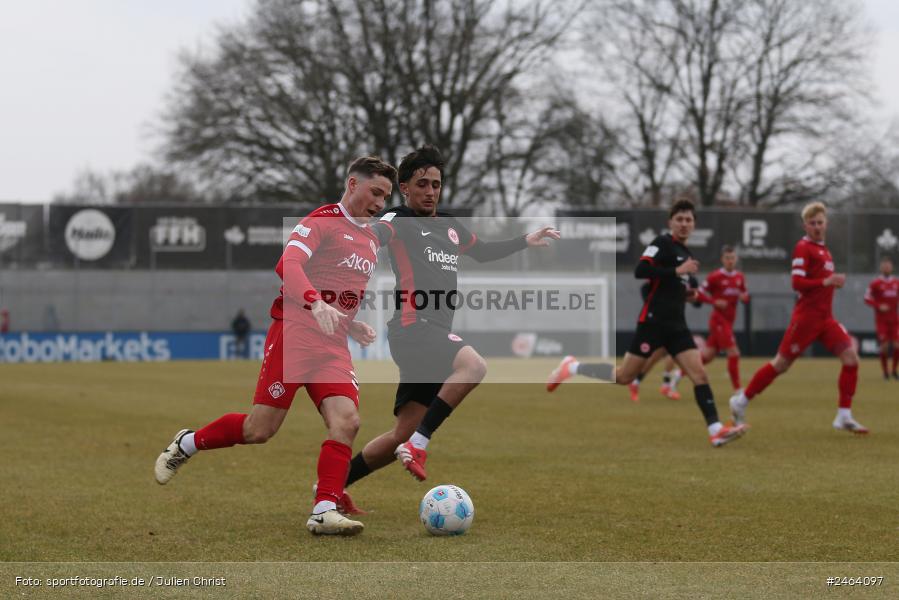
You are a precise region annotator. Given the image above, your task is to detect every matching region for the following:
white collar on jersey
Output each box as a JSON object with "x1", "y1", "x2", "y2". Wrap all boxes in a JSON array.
[
  {"x1": 719, "y1": 268, "x2": 737, "y2": 276},
  {"x1": 337, "y1": 201, "x2": 368, "y2": 228},
  {"x1": 801, "y1": 235, "x2": 826, "y2": 246}
]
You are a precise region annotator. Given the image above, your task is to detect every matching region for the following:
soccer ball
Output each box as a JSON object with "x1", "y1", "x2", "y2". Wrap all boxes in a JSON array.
[{"x1": 419, "y1": 484, "x2": 474, "y2": 536}]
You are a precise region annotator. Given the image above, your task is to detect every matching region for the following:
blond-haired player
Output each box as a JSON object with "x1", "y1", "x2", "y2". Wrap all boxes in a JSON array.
[{"x1": 730, "y1": 202, "x2": 868, "y2": 433}]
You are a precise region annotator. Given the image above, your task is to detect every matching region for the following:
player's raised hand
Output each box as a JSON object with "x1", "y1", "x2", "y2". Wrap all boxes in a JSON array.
[
  {"x1": 824, "y1": 273, "x2": 846, "y2": 288},
  {"x1": 311, "y1": 300, "x2": 346, "y2": 335},
  {"x1": 349, "y1": 320, "x2": 376, "y2": 346},
  {"x1": 525, "y1": 227, "x2": 561, "y2": 247},
  {"x1": 676, "y1": 258, "x2": 699, "y2": 275}
]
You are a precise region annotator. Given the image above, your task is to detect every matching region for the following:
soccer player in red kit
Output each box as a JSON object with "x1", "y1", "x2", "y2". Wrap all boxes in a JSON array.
[
  {"x1": 696, "y1": 245, "x2": 749, "y2": 392},
  {"x1": 154, "y1": 156, "x2": 397, "y2": 536},
  {"x1": 730, "y1": 202, "x2": 868, "y2": 434},
  {"x1": 865, "y1": 256, "x2": 899, "y2": 379}
]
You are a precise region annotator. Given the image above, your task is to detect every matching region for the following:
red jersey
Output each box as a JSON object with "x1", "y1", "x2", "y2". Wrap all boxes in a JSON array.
[
  {"x1": 789, "y1": 236, "x2": 835, "y2": 317},
  {"x1": 270, "y1": 203, "x2": 379, "y2": 343},
  {"x1": 865, "y1": 275, "x2": 899, "y2": 323},
  {"x1": 698, "y1": 268, "x2": 748, "y2": 324}
]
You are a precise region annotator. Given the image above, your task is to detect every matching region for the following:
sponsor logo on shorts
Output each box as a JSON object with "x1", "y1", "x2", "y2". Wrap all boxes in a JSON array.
[
  {"x1": 790, "y1": 343, "x2": 800, "y2": 354},
  {"x1": 640, "y1": 342, "x2": 650, "y2": 353},
  {"x1": 268, "y1": 382, "x2": 286, "y2": 398},
  {"x1": 448, "y1": 333, "x2": 463, "y2": 342}
]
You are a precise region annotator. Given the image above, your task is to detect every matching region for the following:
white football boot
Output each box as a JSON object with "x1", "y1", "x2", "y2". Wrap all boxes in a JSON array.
[
  {"x1": 154, "y1": 429, "x2": 193, "y2": 484},
  {"x1": 306, "y1": 509, "x2": 364, "y2": 536},
  {"x1": 832, "y1": 414, "x2": 869, "y2": 435},
  {"x1": 729, "y1": 391, "x2": 748, "y2": 426}
]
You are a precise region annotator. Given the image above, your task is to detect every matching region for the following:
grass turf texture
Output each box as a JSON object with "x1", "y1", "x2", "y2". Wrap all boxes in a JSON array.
[{"x1": 2, "y1": 358, "x2": 897, "y2": 597}]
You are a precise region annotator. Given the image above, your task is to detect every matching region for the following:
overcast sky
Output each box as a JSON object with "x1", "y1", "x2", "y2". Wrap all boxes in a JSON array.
[{"x1": 1, "y1": 0, "x2": 897, "y2": 203}]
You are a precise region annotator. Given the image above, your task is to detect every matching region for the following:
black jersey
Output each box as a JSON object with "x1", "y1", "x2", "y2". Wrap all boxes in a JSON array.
[
  {"x1": 641, "y1": 277, "x2": 701, "y2": 305},
  {"x1": 372, "y1": 205, "x2": 526, "y2": 330},
  {"x1": 634, "y1": 233, "x2": 695, "y2": 324}
]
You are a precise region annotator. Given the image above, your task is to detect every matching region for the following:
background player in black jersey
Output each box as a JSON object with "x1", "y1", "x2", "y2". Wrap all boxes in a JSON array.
[
  {"x1": 627, "y1": 277, "x2": 701, "y2": 401},
  {"x1": 340, "y1": 145, "x2": 559, "y2": 501},
  {"x1": 547, "y1": 199, "x2": 746, "y2": 447},
  {"x1": 549, "y1": 277, "x2": 700, "y2": 402}
]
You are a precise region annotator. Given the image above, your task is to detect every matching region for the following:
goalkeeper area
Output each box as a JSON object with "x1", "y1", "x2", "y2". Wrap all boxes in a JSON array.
[{"x1": 2, "y1": 358, "x2": 897, "y2": 598}]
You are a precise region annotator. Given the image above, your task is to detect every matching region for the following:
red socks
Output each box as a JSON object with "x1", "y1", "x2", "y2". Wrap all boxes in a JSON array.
[
  {"x1": 727, "y1": 355, "x2": 741, "y2": 390},
  {"x1": 838, "y1": 364, "x2": 858, "y2": 409},
  {"x1": 745, "y1": 363, "x2": 778, "y2": 400},
  {"x1": 314, "y1": 440, "x2": 352, "y2": 504},
  {"x1": 194, "y1": 413, "x2": 247, "y2": 450}
]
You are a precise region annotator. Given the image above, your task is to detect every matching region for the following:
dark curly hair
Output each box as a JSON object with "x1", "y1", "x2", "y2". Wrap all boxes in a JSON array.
[
  {"x1": 397, "y1": 145, "x2": 445, "y2": 184},
  {"x1": 668, "y1": 198, "x2": 695, "y2": 219}
]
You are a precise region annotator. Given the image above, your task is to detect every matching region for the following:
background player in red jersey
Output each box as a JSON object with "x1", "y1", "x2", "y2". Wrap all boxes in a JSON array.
[
  {"x1": 154, "y1": 156, "x2": 397, "y2": 537},
  {"x1": 696, "y1": 245, "x2": 749, "y2": 392},
  {"x1": 864, "y1": 256, "x2": 899, "y2": 379},
  {"x1": 729, "y1": 202, "x2": 868, "y2": 434}
]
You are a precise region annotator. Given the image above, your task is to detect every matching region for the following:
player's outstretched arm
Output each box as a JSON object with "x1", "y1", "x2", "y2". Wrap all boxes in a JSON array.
[
  {"x1": 525, "y1": 226, "x2": 561, "y2": 247},
  {"x1": 463, "y1": 226, "x2": 560, "y2": 263}
]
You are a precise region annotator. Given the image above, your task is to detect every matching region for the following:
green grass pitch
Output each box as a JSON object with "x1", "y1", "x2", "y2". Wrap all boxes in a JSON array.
[{"x1": 1, "y1": 358, "x2": 897, "y2": 598}]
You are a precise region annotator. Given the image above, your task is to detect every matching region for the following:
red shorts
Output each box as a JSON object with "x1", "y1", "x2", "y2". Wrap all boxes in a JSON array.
[
  {"x1": 706, "y1": 315, "x2": 737, "y2": 351},
  {"x1": 253, "y1": 319, "x2": 359, "y2": 410},
  {"x1": 875, "y1": 318, "x2": 899, "y2": 344},
  {"x1": 777, "y1": 315, "x2": 852, "y2": 361}
]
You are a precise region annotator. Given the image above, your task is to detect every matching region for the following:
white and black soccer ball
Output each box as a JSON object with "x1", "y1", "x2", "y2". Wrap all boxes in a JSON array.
[{"x1": 419, "y1": 484, "x2": 474, "y2": 536}]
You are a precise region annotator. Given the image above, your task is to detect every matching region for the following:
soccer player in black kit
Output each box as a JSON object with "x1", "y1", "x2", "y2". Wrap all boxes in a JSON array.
[
  {"x1": 548, "y1": 199, "x2": 746, "y2": 447},
  {"x1": 337, "y1": 145, "x2": 559, "y2": 509}
]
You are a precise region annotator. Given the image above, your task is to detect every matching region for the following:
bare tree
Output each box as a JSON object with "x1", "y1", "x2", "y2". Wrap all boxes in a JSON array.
[
  {"x1": 161, "y1": 0, "x2": 580, "y2": 209},
  {"x1": 588, "y1": 0, "x2": 869, "y2": 208},
  {"x1": 163, "y1": 1, "x2": 366, "y2": 204},
  {"x1": 821, "y1": 122, "x2": 899, "y2": 209},
  {"x1": 592, "y1": 1, "x2": 687, "y2": 206},
  {"x1": 736, "y1": 0, "x2": 868, "y2": 206},
  {"x1": 481, "y1": 91, "x2": 621, "y2": 215},
  {"x1": 53, "y1": 164, "x2": 205, "y2": 204}
]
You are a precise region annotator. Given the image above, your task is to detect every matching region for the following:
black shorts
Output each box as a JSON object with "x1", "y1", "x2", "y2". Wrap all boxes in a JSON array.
[
  {"x1": 628, "y1": 321, "x2": 696, "y2": 358},
  {"x1": 387, "y1": 320, "x2": 467, "y2": 415}
]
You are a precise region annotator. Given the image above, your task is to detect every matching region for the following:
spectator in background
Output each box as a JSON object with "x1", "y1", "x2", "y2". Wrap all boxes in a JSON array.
[
  {"x1": 42, "y1": 305, "x2": 60, "y2": 332},
  {"x1": 231, "y1": 309, "x2": 251, "y2": 359}
]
